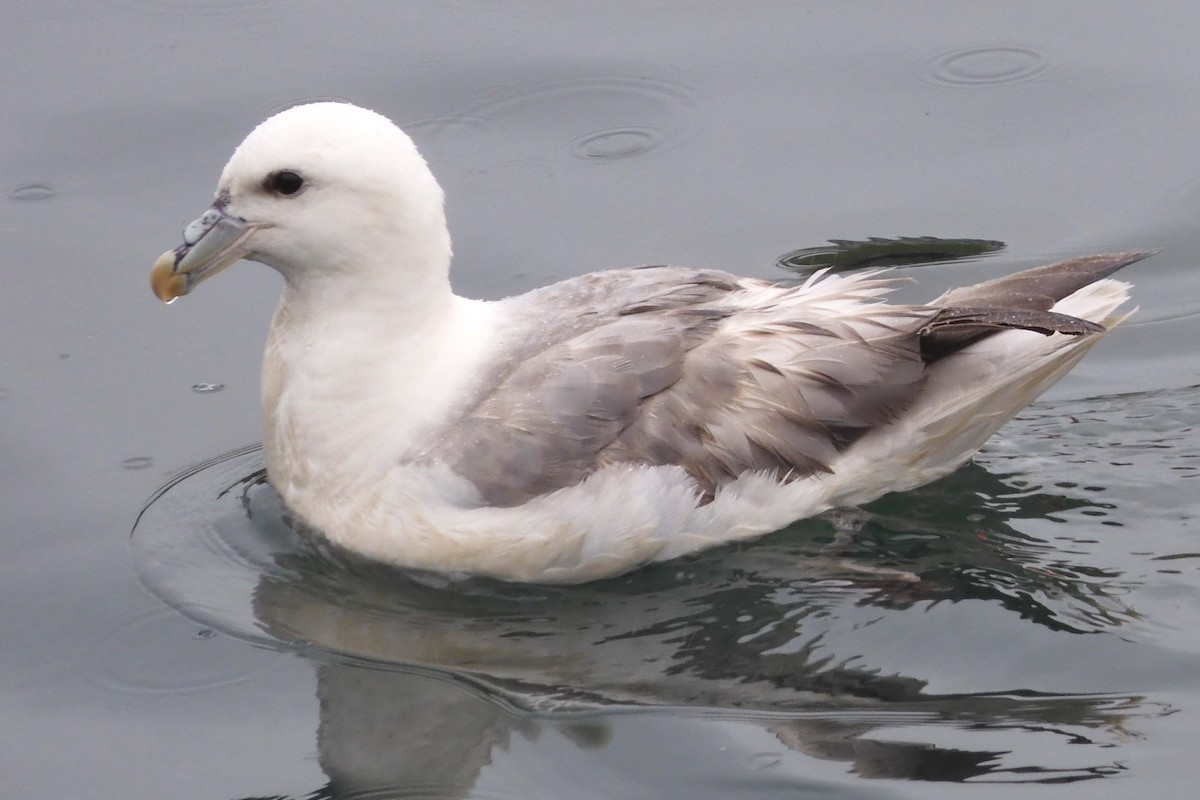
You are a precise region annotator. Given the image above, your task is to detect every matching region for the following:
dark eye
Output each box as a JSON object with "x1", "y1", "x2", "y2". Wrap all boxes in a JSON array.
[{"x1": 267, "y1": 170, "x2": 304, "y2": 196}]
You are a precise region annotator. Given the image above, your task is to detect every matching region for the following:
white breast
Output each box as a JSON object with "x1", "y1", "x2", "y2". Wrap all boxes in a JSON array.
[{"x1": 262, "y1": 293, "x2": 500, "y2": 532}]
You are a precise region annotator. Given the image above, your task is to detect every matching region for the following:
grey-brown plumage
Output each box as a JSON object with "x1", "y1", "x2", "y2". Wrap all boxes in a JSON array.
[{"x1": 420, "y1": 252, "x2": 1149, "y2": 508}]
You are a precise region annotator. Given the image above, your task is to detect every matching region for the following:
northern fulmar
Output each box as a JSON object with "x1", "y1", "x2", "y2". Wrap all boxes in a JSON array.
[{"x1": 150, "y1": 101, "x2": 1148, "y2": 583}]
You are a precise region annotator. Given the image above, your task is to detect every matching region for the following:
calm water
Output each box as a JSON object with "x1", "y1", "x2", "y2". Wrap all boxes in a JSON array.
[{"x1": 6, "y1": 3, "x2": 1200, "y2": 798}]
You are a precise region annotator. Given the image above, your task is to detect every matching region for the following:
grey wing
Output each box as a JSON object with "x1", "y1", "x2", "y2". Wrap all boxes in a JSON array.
[
  {"x1": 597, "y1": 305, "x2": 931, "y2": 498},
  {"x1": 435, "y1": 308, "x2": 729, "y2": 506},
  {"x1": 436, "y1": 279, "x2": 933, "y2": 507},
  {"x1": 431, "y1": 253, "x2": 1149, "y2": 508}
]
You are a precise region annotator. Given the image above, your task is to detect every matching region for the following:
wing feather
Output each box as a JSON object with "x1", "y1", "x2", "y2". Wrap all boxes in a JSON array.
[
  {"x1": 418, "y1": 254, "x2": 1146, "y2": 509},
  {"x1": 434, "y1": 269, "x2": 932, "y2": 506}
]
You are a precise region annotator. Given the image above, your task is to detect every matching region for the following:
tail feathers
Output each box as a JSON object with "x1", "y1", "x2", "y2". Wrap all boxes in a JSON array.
[
  {"x1": 920, "y1": 251, "x2": 1149, "y2": 359},
  {"x1": 827, "y1": 271, "x2": 1137, "y2": 507},
  {"x1": 1050, "y1": 277, "x2": 1135, "y2": 329}
]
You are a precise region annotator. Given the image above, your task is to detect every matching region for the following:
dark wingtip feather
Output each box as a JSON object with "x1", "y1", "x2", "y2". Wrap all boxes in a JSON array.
[
  {"x1": 921, "y1": 250, "x2": 1154, "y2": 360},
  {"x1": 935, "y1": 250, "x2": 1155, "y2": 311}
]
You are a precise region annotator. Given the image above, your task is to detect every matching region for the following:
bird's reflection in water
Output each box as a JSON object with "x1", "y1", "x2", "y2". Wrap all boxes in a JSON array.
[
  {"x1": 312, "y1": 665, "x2": 527, "y2": 799},
  {"x1": 297, "y1": 662, "x2": 1138, "y2": 798}
]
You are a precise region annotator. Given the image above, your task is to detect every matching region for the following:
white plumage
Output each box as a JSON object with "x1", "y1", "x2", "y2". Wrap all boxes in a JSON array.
[{"x1": 151, "y1": 102, "x2": 1142, "y2": 583}]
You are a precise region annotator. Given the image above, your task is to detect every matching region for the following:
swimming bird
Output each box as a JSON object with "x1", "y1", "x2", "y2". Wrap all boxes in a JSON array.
[{"x1": 150, "y1": 102, "x2": 1147, "y2": 583}]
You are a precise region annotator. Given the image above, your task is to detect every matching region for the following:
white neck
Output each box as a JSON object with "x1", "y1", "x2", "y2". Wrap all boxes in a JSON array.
[{"x1": 261, "y1": 257, "x2": 496, "y2": 501}]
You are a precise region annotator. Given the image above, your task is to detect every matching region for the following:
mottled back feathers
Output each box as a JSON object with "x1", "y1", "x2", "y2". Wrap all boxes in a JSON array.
[{"x1": 423, "y1": 253, "x2": 1150, "y2": 507}]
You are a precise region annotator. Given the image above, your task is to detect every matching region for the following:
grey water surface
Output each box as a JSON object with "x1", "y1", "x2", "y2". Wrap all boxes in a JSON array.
[{"x1": 6, "y1": 3, "x2": 1200, "y2": 798}]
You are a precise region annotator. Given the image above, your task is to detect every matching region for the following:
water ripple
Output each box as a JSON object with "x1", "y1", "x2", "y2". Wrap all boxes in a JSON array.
[
  {"x1": 82, "y1": 607, "x2": 278, "y2": 695},
  {"x1": 570, "y1": 126, "x2": 665, "y2": 161},
  {"x1": 912, "y1": 43, "x2": 1094, "y2": 126},
  {"x1": 9, "y1": 183, "x2": 57, "y2": 202},
  {"x1": 458, "y1": 75, "x2": 698, "y2": 163},
  {"x1": 922, "y1": 45, "x2": 1049, "y2": 89}
]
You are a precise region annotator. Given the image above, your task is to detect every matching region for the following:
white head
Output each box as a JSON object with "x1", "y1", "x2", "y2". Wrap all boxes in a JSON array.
[{"x1": 151, "y1": 102, "x2": 453, "y2": 306}]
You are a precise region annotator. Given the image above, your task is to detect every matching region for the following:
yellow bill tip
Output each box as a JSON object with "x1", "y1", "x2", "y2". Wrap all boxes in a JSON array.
[{"x1": 150, "y1": 250, "x2": 186, "y2": 303}]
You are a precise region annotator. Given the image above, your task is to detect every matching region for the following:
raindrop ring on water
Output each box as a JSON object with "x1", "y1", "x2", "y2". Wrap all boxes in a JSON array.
[
  {"x1": 10, "y1": 183, "x2": 57, "y2": 202},
  {"x1": 460, "y1": 75, "x2": 697, "y2": 163},
  {"x1": 922, "y1": 45, "x2": 1049, "y2": 89},
  {"x1": 569, "y1": 126, "x2": 664, "y2": 160}
]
